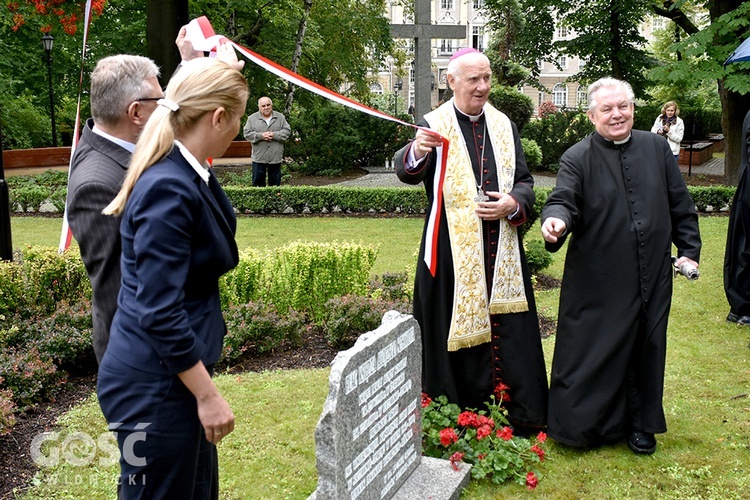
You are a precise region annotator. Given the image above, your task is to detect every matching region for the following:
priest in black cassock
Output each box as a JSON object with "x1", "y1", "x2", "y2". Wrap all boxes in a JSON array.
[
  {"x1": 393, "y1": 48, "x2": 548, "y2": 432},
  {"x1": 723, "y1": 109, "x2": 750, "y2": 326},
  {"x1": 541, "y1": 78, "x2": 701, "y2": 455}
]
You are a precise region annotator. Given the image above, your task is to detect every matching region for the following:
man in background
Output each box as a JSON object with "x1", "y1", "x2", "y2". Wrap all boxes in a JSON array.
[
  {"x1": 243, "y1": 97, "x2": 291, "y2": 186},
  {"x1": 66, "y1": 54, "x2": 161, "y2": 363}
]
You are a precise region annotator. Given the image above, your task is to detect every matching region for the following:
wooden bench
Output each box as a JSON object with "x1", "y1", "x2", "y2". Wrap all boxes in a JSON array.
[
  {"x1": 2, "y1": 141, "x2": 252, "y2": 171},
  {"x1": 678, "y1": 142, "x2": 713, "y2": 166}
]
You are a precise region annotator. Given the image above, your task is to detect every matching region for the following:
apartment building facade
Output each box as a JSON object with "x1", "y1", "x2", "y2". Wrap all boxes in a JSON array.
[{"x1": 377, "y1": 1, "x2": 666, "y2": 116}]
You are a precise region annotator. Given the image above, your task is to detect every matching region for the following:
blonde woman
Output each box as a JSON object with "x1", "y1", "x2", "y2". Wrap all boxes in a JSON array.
[
  {"x1": 98, "y1": 56, "x2": 247, "y2": 499},
  {"x1": 650, "y1": 101, "x2": 684, "y2": 161}
]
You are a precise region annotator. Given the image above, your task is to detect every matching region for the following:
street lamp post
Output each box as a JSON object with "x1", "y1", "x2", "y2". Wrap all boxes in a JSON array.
[
  {"x1": 0, "y1": 125, "x2": 12, "y2": 261},
  {"x1": 41, "y1": 33, "x2": 57, "y2": 147}
]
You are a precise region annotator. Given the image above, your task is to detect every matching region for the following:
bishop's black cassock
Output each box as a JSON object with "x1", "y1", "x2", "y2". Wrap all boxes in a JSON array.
[{"x1": 394, "y1": 102, "x2": 548, "y2": 430}]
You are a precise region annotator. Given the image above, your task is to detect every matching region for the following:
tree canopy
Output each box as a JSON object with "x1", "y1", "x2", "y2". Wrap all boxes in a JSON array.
[{"x1": 1, "y1": 0, "x2": 396, "y2": 147}]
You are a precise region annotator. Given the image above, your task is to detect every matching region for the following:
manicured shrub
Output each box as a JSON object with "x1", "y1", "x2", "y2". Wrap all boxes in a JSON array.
[
  {"x1": 11, "y1": 185, "x2": 50, "y2": 212},
  {"x1": 322, "y1": 294, "x2": 410, "y2": 349},
  {"x1": 369, "y1": 272, "x2": 412, "y2": 302},
  {"x1": 221, "y1": 241, "x2": 378, "y2": 322},
  {"x1": 16, "y1": 246, "x2": 90, "y2": 315},
  {"x1": 4, "y1": 302, "x2": 96, "y2": 374},
  {"x1": 524, "y1": 239, "x2": 553, "y2": 275},
  {"x1": 285, "y1": 101, "x2": 413, "y2": 175},
  {"x1": 689, "y1": 185, "x2": 734, "y2": 212},
  {"x1": 521, "y1": 138, "x2": 543, "y2": 170},
  {"x1": 523, "y1": 111, "x2": 594, "y2": 172},
  {"x1": 488, "y1": 86, "x2": 534, "y2": 132},
  {"x1": 0, "y1": 259, "x2": 28, "y2": 319},
  {"x1": 0, "y1": 347, "x2": 66, "y2": 412},
  {"x1": 0, "y1": 387, "x2": 16, "y2": 436},
  {"x1": 222, "y1": 301, "x2": 307, "y2": 364}
]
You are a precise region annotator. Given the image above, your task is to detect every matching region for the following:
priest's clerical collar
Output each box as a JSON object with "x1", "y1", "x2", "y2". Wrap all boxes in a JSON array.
[
  {"x1": 613, "y1": 134, "x2": 632, "y2": 145},
  {"x1": 597, "y1": 132, "x2": 632, "y2": 145},
  {"x1": 454, "y1": 104, "x2": 485, "y2": 122}
]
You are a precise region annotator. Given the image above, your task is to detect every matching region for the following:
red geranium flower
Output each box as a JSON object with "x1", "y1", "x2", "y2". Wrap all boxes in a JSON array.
[
  {"x1": 497, "y1": 426, "x2": 513, "y2": 441},
  {"x1": 477, "y1": 415, "x2": 494, "y2": 428},
  {"x1": 439, "y1": 427, "x2": 459, "y2": 447},
  {"x1": 421, "y1": 392, "x2": 432, "y2": 408},
  {"x1": 531, "y1": 444, "x2": 545, "y2": 461},
  {"x1": 476, "y1": 424, "x2": 492, "y2": 440},
  {"x1": 526, "y1": 471, "x2": 539, "y2": 490},
  {"x1": 536, "y1": 431, "x2": 547, "y2": 443},
  {"x1": 493, "y1": 382, "x2": 512, "y2": 402},
  {"x1": 457, "y1": 411, "x2": 478, "y2": 428}
]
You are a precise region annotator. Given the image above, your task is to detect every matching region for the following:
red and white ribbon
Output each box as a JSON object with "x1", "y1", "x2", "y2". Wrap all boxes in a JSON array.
[
  {"x1": 60, "y1": 13, "x2": 451, "y2": 276},
  {"x1": 188, "y1": 16, "x2": 450, "y2": 275}
]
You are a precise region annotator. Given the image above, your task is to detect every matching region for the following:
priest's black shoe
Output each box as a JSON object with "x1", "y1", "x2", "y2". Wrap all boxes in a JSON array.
[
  {"x1": 726, "y1": 312, "x2": 750, "y2": 325},
  {"x1": 627, "y1": 431, "x2": 656, "y2": 455}
]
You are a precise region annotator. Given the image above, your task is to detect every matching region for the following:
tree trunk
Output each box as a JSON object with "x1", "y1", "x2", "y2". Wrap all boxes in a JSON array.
[
  {"x1": 147, "y1": 0, "x2": 189, "y2": 84},
  {"x1": 719, "y1": 84, "x2": 750, "y2": 185},
  {"x1": 285, "y1": 0, "x2": 313, "y2": 114}
]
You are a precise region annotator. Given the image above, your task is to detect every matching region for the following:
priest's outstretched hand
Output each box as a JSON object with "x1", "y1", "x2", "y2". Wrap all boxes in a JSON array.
[{"x1": 541, "y1": 217, "x2": 567, "y2": 243}]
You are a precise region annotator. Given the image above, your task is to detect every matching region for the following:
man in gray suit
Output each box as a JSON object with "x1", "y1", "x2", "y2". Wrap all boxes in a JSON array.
[{"x1": 66, "y1": 55, "x2": 162, "y2": 363}]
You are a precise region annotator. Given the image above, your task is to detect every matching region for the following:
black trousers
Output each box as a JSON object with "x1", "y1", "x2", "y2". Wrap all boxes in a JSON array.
[
  {"x1": 252, "y1": 161, "x2": 282, "y2": 186},
  {"x1": 98, "y1": 355, "x2": 219, "y2": 499}
]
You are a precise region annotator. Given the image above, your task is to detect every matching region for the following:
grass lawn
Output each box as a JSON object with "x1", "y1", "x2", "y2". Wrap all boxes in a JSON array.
[{"x1": 10, "y1": 215, "x2": 750, "y2": 499}]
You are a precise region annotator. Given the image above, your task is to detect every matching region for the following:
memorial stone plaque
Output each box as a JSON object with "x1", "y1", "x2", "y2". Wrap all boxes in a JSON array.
[{"x1": 310, "y1": 311, "x2": 470, "y2": 500}]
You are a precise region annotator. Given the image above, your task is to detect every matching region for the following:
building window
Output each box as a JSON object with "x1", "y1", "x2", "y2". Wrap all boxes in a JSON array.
[
  {"x1": 652, "y1": 16, "x2": 665, "y2": 31},
  {"x1": 538, "y1": 92, "x2": 545, "y2": 106},
  {"x1": 556, "y1": 55, "x2": 568, "y2": 69},
  {"x1": 439, "y1": 39, "x2": 454, "y2": 55},
  {"x1": 553, "y1": 83, "x2": 567, "y2": 108},
  {"x1": 441, "y1": 0, "x2": 453, "y2": 10},
  {"x1": 555, "y1": 24, "x2": 568, "y2": 40},
  {"x1": 473, "y1": 0, "x2": 485, "y2": 8},
  {"x1": 577, "y1": 87, "x2": 587, "y2": 107},
  {"x1": 472, "y1": 26, "x2": 484, "y2": 51},
  {"x1": 578, "y1": 56, "x2": 586, "y2": 70},
  {"x1": 370, "y1": 82, "x2": 383, "y2": 94}
]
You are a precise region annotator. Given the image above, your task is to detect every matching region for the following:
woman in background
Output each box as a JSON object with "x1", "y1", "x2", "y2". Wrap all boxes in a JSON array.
[
  {"x1": 98, "y1": 56, "x2": 247, "y2": 499},
  {"x1": 650, "y1": 101, "x2": 684, "y2": 162}
]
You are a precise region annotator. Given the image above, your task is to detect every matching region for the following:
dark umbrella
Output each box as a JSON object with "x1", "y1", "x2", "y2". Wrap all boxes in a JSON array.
[{"x1": 725, "y1": 36, "x2": 750, "y2": 65}]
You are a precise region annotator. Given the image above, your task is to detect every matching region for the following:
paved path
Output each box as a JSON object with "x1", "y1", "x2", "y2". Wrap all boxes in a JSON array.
[
  {"x1": 5, "y1": 155, "x2": 724, "y2": 186},
  {"x1": 334, "y1": 156, "x2": 725, "y2": 189}
]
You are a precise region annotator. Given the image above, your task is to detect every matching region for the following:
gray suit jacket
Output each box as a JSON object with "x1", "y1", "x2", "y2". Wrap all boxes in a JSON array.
[{"x1": 67, "y1": 119, "x2": 130, "y2": 363}]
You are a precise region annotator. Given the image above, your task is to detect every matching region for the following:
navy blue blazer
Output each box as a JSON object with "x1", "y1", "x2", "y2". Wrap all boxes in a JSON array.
[{"x1": 106, "y1": 148, "x2": 238, "y2": 375}]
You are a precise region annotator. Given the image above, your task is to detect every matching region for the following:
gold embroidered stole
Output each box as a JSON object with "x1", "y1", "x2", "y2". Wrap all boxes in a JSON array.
[{"x1": 424, "y1": 101, "x2": 529, "y2": 352}]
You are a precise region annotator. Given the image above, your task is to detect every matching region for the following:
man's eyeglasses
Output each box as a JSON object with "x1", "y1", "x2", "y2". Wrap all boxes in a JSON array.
[{"x1": 135, "y1": 96, "x2": 164, "y2": 102}]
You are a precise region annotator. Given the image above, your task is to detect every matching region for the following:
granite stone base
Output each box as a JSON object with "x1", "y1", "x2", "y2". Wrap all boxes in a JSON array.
[{"x1": 395, "y1": 457, "x2": 472, "y2": 500}]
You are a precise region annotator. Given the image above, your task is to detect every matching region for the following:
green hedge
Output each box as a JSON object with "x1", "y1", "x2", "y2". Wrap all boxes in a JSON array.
[{"x1": 224, "y1": 185, "x2": 734, "y2": 217}]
